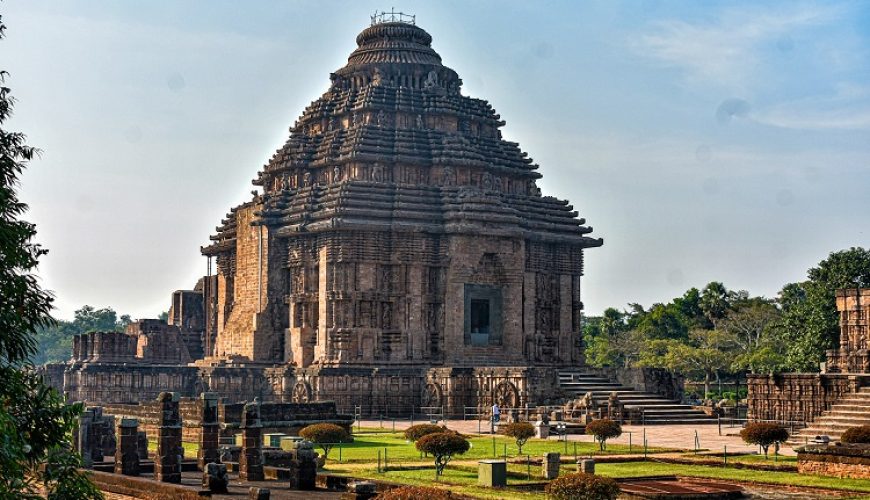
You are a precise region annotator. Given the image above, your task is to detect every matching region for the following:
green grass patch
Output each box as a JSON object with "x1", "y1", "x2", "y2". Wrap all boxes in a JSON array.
[
  {"x1": 594, "y1": 462, "x2": 870, "y2": 493},
  {"x1": 328, "y1": 431, "x2": 669, "y2": 464}
]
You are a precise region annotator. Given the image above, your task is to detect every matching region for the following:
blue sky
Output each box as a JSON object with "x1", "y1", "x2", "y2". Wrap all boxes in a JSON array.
[{"x1": 4, "y1": 1, "x2": 870, "y2": 320}]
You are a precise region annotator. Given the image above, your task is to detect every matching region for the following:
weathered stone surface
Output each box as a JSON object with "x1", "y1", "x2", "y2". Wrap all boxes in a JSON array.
[
  {"x1": 198, "y1": 392, "x2": 220, "y2": 469},
  {"x1": 57, "y1": 17, "x2": 602, "y2": 416},
  {"x1": 797, "y1": 444, "x2": 870, "y2": 479},
  {"x1": 154, "y1": 392, "x2": 182, "y2": 483},
  {"x1": 249, "y1": 487, "x2": 270, "y2": 500},
  {"x1": 114, "y1": 418, "x2": 139, "y2": 476},
  {"x1": 542, "y1": 452, "x2": 560, "y2": 479},
  {"x1": 202, "y1": 462, "x2": 229, "y2": 493},
  {"x1": 239, "y1": 400, "x2": 264, "y2": 481}
]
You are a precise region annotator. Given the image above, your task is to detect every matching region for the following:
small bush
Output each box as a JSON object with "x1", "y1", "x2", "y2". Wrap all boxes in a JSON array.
[
  {"x1": 585, "y1": 418, "x2": 622, "y2": 451},
  {"x1": 375, "y1": 485, "x2": 471, "y2": 499},
  {"x1": 416, "y1": 432, "x2": 470, "y2": 476},
  {"x1": 404, "y1": 423, "x2": 447, "y2": 442},
  {"x1": 501, "y1": 421, "x2": 535, "y2": 454},
  {"x1": 740, "y1": 423, "x2": 789, "y2": 457},
  {"x1": 841, "y1": 425, "x2": 870, "y2": 444},
  {"x1": 299, "y1": 423, "x2": 350, "y2": 463},
  {"x1": 546, "y1": 472, "x2": 620, "y2": 500}
]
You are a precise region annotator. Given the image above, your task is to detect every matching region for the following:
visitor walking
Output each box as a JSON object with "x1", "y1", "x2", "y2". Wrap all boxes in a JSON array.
[{"x1": 491, "y1": 402, "x2": 500, "y2": 433}]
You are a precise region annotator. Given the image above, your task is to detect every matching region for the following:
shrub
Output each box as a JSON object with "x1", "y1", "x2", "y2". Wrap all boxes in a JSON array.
[
  {"x1": 546, "y1": 472, "x2": 620, "y2": 500},
  {"x1": 404, "y1": 423, "x2": 447, "y2": 442},
  {"x1": 299, "y1": 423, "x2": 350, "y2": 463},
  {"x1": 740, "y1": 423, "x2": 789, "y2": 457},
  {"x1": 841, "y1": 425, "x2": 870, "y2": 444},
  {"x1": 501, "y1": 421, "x2": 535, "y2": 454},
  {"x1": 585, "y1": 418, "x2": 622, "y2": 451},
  {"x1": 415, "y1": 432, "x2": 470, "y2": 476},
  {"x1": 375, "y1": 485, "x2": 471, "y2": 499}
]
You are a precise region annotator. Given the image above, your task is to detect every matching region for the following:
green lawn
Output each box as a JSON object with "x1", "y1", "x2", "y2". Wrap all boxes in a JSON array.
[
  {"x1": 595, "y1": 462, "x2": 870, "y2": 493},
  {"x1": 328, "y1": 431, "x2": 670, "y2": 464}
]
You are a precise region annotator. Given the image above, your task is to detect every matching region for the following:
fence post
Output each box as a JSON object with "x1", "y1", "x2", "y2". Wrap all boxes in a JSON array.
[
  {"x1": 339, "y1": 441, "x2": 342, "y2": 463},
  {"x1": 378, "y1": 449, "x2": 381, "y2": 473},
  {"x1": 384, "y1": 447, "x2": 388, "y2": 472},
  {"x1": 723, "y1": 445, "x2": 727, "y2": 467},
  {"x1": 527, "y1": 454, "x2": 531, "y2": 480},
  {"x1": 492, "y1": 436, "x2": 496, "y2": 458},
  {"x1": 718, "y1": 414, "x2": 721, "y2": 436}
]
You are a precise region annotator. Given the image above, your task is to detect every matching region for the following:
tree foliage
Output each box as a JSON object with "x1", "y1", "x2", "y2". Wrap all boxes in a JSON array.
[
  {"x1": 546, "y1": 472, "x2": 620, "y2": 500},
  {"x1": 298, "y1": 423, "x2": 350, "y2": 461},
  {"x1": 739, "y1": 423, "x2": 789, "y2": 457},
  {"x1": 501, "y1": 421, "x2": 535, "y2": 454},
  {"x1": 840, "y1": 425, "x2": 870, "y2": 445},
  {"x1": 585, "y1": 418, "x2": 622, "y2": 451},
  {"x1": 403, "y1": 423, "x2": 447, "y2": 442},
  {"x1": 415, "y1": 432, "x2": 470, "y2": 476},
  {"x1": 0, "y1": 13, "x2": 102, "y2": 497}
]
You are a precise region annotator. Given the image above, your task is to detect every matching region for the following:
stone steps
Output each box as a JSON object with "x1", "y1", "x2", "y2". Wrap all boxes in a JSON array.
[
  {"x1": 558, "y1": 370, "x2": 714, "y2": 425},
  {"x1": 788, "y1": 387, "x2": 870, "y2": 445}
]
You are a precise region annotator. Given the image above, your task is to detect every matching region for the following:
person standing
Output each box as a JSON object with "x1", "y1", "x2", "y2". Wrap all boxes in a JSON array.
[{"x1": 491, "y1": 402, "x2": 500, "y2": 433}]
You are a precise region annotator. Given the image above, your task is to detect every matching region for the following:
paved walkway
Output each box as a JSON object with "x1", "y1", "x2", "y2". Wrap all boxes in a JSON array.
[{"x1": 357, "y1": 419, "x2": 797, "y2": 456}]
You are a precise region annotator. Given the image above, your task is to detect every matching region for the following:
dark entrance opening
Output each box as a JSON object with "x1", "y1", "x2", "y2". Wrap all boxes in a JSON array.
[{"x1": 470, "y1": 299, "x2": 491, "y2": 333}]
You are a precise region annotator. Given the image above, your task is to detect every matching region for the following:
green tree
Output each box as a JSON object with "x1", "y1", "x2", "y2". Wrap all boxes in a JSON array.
[
  {"x1": 0, "y1": 15, "x2": 102, "y2": 497},
  {"x1": 778, "y1": 248, "x2": 870, "y2": 371}
]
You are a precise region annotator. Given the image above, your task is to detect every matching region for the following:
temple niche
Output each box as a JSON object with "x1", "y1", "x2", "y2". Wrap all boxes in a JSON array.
[{"x1": 58, "y1": 16, "x2": 602, "y2": 415}]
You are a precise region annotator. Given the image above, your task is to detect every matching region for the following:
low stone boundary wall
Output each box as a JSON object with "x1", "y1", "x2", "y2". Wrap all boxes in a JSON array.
[
  {"x1": 88, "y1": 470, "x2": 204, "y2": 500},
  {"x1": 797, "y1": 444, "x2": 870, "y2": 479}
]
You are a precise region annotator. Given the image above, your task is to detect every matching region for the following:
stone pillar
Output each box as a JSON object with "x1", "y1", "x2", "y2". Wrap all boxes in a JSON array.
[
  {"x1": 77, "y1": 408, "x2": 96, "y2": 468},
  {"x1": 578, "y1": 458, "x2": 595, "y2": 474},
  {"x1": 155, "y1": 392, "x2": 182, "y2": 483},
  {"x1": 114, "y1": 418, "x2": 140, "y2": 476},
  {"x1": 542, "y1": 452, "x2": 560, "y2": 480},
  {"x1": 534, "y1": 420, "x2": 549, "y2": 439},
  {"x1": 239, "y1": 399, "x2": 264, "y2": 481},
  {"x1": 198, "y1": 392, "x2": 220, "y2": 469}
]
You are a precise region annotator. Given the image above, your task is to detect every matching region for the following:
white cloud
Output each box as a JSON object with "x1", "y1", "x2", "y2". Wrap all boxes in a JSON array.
[
  {"x1": 752, "y1": 83, "x2": 870, "y2": 130},
  {"x1": 631, "y1": 4, "x2": 844, "y2": 90}
]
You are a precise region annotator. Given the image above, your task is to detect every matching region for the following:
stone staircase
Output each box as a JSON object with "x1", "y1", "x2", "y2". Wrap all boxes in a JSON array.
[
  {"x1": 788, "y1": 386, "x2": 870, "y2": 446},
  {"x1": 559, "y1": 371, "x2": 716, "y2": 425}
]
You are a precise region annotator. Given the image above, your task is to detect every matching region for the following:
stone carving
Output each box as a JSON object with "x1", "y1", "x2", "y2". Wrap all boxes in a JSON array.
[
  {"x1": 303, "y1": 171, "x2": 312, "y2": 187},
  {"x1": 292, "y1": 381, "x2": 311, "y2": 403},
  {"x1": 376, "y1": 109, "x2": 385, "y2": 127},
  {"x1": 441, "y1": 167, "x2": 456, "y2": 186},
  {"x1": 424, "y1": 70, "x2": 438, "y2": 90},
  {"x1": 481, "y1": 172, "x2": 493, "y2": 191},
  {"x1": 371, "y1": 163, "x2": 384, "y2": 182},
  {"x1": 372, "y1": 68, "x2": 383, "y2": 86},
  {"x1": 422, "y1": 382, "x2": 443, "y2": 408},
  {"x1": 493, "y1": 381, "x2": 519, "y2": 409},
  {"x1": 416, "y1": 114, "x2": 424, "y2": 129},
  {"x1": 333, "y1": 166, "x2": 342, "y2": 183}
]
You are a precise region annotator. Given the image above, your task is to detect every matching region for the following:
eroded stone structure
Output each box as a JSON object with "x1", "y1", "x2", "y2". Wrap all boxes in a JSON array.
[
  {"x1": 58, "y1": 17, "x2": 601, "y2": 415},
  {"x1": 748, "y1": 288, "x2": 870, "y2": 435}
]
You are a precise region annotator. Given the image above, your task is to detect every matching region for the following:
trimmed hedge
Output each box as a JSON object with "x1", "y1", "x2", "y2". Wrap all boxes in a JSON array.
[
  {"x1": 740, "y1": 423, "x2": 789, "y2": 457},
  {"x1": 546, "y1": 472, "x2": 620, "y2": 500},
  {"x1": 404, "y1": 423, "x2": 447, "y2": 442},
  {"x1": 501, "y1": 421, "x2": 535, "y2": 453},
  {"x1": 299, "y1": 423, "x2": 350, "y2": 462},
  {"x1": 585, "y1": 418, "x2": 622, "y2": 451},
  {"x1": 841, "y1": 425, "x2": 870, "y2": 444},
  {"x1": 375, "y1": 485, "x2": 472, "y2": 499}
]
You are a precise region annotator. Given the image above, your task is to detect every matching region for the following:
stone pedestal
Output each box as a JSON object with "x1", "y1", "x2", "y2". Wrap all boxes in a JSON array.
[
  {"x1": 198, "y1": 392, "x2": 220, "y2": 469},
  {"x1": 478, "y1": 460, "x2": 507, "y2": 487},
  {"x1": 239, "y1": 400, "x2": 264, "y2": 481},
  {"x1": 578, "y1": 458, "x2": 595, "y2": 474},
  {"x1": 155, "y1": 392, "x2": 182, "y2": 483},
  {"x1": 542, "y1": 452, "x2": 560, "y2": 479},
  {"x1": 114, "y1": 418, "x2": 140, "y2": 476},
  {"x1": 534, "y1": 420, "x2": 550, "y2": 439},
  {"x1": 202, "y1": 462, "x2": 229, "y2": 493},
  {"x1": 77, "y1": 408, "x2": 96, "y2": 468},
  {"x1": 249, "y1": 487, "x2": 270, "y2": 500}
]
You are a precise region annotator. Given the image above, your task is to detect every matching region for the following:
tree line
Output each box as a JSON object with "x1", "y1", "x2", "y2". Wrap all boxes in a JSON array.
[{"x1": 583, "y1": 247, "x2": 870, "y2": 398}]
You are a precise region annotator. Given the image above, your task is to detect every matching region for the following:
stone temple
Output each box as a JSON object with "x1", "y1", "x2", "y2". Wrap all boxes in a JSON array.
[{"x1": 54, "y1": 17, "x2": 603, "y2": 415}]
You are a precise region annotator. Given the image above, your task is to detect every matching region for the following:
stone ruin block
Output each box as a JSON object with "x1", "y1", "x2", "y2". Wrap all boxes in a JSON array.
[
  {"x1": 239, "y1": 399, "x2": 264, "y2": 481},
  {"x1": 202, "y1": 462, "x2": 229, "y2": 494},
  {"x1": 249, "y1": 487, "x2": 270, "y2": 500},
  {"x1": 114, "y1": 418, "x2": 140, "y2": 476},
  {"x1": 542, "y1": 452, "x2": 560, "y2": 480},
  {"x1": 154, "y1": 392, "x2": 182, "y2": 483},
  {"x1": 198, "y1": 392, "x2": 220, "y2": 469}
]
